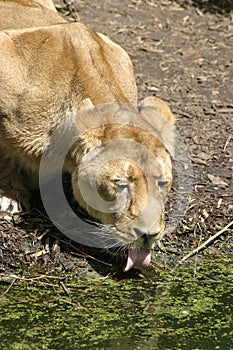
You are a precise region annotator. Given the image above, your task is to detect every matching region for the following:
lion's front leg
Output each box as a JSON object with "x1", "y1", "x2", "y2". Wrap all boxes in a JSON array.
[{"x1": 0, "y1": 150, "x2": 30, "y2": 218}]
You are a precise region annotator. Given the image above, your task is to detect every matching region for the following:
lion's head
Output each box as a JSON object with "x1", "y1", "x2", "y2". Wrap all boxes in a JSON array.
[{"x1": 70, "y1": 97, "x2": 175, "y2": 271}]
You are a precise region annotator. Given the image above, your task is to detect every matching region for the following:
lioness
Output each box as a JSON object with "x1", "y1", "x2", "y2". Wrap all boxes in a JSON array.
[{"x1": 0, "y1": 0, "x2": 175, "y2": 271}]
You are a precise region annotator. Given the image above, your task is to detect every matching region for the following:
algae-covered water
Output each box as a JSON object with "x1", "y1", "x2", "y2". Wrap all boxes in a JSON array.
[{"x1": 0, "y1": 256, "x2": 232, "y2": 350}]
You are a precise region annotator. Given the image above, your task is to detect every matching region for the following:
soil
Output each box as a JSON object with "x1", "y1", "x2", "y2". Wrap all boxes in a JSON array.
[{"x1": 0, "y1": 0, "x2": 232, "y2": 280}]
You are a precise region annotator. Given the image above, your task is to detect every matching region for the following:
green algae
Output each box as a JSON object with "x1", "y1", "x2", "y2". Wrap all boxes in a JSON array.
[{"x1": 0, "y1": 256, "x2": 232, "y2": 350}]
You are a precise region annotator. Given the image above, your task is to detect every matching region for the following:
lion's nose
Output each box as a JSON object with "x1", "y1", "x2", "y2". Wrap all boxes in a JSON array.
[
  {"x1": 134, "y1": 228, "x2": 160, "y2": 240},
  {"x1": 142, "y1": 232, "x2": 159, "y2": 241}
]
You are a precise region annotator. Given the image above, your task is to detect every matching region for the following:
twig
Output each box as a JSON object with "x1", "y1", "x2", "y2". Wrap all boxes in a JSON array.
[
  {"x1": 175, "y1": 221, "x2": 233, "y2": 266},
  {"x1": 58, "y1": 297, "x2": 84, "y2": 309},
  {"x1": 223, "y1": 134, "x2": 231, "y2": 151},
  {"x1": 37, "y1": 229, "x2": 50, "y2": 241},
  {"x1": 60, "y1": 281, "x2": 71, "y2": 298},
  {"x1": 56, "y1": 237, "x2": 113, "y2": 266},
  {"x1": 1, "y1": 278, "x2": 16, "y2": 297},
  {"x1": 0, "y1": 273, "x2": 65, "y2": 282}
]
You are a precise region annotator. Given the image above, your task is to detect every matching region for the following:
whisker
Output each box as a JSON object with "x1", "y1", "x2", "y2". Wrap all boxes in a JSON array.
[{"x1": 56, "y1": 220, "x2": 129, "y2": 250}]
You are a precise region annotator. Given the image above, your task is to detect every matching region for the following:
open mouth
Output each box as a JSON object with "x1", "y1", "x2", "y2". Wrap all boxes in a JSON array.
[{"x1": 124, "y1": 248, "x2": 151, "y2": 272}]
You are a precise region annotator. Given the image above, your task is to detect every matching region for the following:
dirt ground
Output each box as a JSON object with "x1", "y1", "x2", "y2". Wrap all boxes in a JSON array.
[{"x1": 0, "y1": 0, "x2": 232, "y2": 279}]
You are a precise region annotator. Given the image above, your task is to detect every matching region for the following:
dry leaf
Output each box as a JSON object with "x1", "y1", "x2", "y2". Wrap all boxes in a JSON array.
[{"x1": 207, "y1": 174, "x2": 228, "y2": 187}]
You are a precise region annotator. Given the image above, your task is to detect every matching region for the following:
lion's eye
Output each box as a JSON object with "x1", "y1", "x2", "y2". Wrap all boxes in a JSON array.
[
  {"x1": 115, "y1": 179, "x2": 129, "y2": 189},
  {"x1": 158, "y1": 180, "x2": 169, "y2": 188}
]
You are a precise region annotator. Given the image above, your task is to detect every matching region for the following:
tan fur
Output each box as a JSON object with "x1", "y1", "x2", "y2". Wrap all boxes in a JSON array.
[{"x1": 0, "y1": 0, "x2": 175, "y2": 253}]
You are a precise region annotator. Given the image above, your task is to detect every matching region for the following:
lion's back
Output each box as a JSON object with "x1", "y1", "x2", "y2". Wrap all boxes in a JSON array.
[{"x1": 0, "y1": 0, "x2": 65, "y2": 31}]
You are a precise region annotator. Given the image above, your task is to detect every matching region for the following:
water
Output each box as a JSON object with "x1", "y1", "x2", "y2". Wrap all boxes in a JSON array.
[{"x1": 0, "y1": 256, "x2": 232, "y2": 350}]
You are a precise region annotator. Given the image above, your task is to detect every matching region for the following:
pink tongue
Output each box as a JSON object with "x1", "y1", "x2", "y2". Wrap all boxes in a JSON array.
[{"x1": 124, "y1": 249, "x2": 151, "y2": 272}]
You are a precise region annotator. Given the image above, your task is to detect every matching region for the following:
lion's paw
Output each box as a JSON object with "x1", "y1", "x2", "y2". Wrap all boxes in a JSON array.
[{"x1": 0, "y1": 188, "x2": 30, "y2": 219}]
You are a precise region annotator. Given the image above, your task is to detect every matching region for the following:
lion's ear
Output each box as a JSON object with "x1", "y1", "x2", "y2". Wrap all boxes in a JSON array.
[
  {"x1": 139, "y1": 97, "x2": 175, "y2": 156},
  {"x1": 140, "y1": 96, "x2": 175, "y2": 125}
]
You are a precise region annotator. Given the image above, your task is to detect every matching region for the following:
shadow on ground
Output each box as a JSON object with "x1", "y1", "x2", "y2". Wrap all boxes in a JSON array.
[{"x1": 173, "y1": 0, "x2": 233, "y2": 14}]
